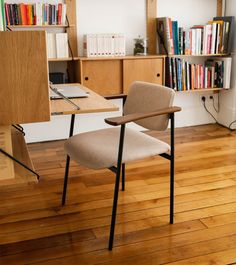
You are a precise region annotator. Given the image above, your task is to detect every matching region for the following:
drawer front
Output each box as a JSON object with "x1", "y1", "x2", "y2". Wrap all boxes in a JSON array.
[
  {"x1": 81, "y1": 60, "x2": 122, "y2": 96},
  {"x1": 123, "y1": 58, "x2": 164, "y2": 93}
]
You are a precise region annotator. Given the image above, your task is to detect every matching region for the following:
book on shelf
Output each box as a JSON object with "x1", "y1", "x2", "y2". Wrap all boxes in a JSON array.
[
  {"x1": 46, "y1": 32, "x2": 69, "y2": 59},
  {"x1": 156, "y1": 17, "x2": 174, "y2": 55},
  {"x1": 172, "y1": 21, "x2": 179, "y2": 55},
  {"x1": 166, "y1": 57, "x2": 232, "y2": 91},
  {"x1": 205, "y1": 57, "x2": 232, "y2": 88},
  {"x1": 156, "y1": 16, "x2": 234, "y2": 55},
  {"x1": 213, "y1": 16, "x2": 235, "y2": 54},
  {"x1": 0, "y1": 0, "x2": 5, "y2": 31},
  {"x1": 83, "y1": 33, "x2": 126, "y2": 57},
  {"x1": 4, "y1": 2, "x2": 67, "y2": 26}
]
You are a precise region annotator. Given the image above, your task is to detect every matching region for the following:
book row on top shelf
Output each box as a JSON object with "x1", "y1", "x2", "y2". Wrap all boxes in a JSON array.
[
  {"x1": 156, "y1": 16, "x2": 235, "y2": 56},
  {"x1": 1, "y1": 1, "x2": 67, "y2": 28}
]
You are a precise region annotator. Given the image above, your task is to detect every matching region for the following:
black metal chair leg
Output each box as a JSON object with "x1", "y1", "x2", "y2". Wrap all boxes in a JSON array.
[
  {"x1": 170, "y1": 156, "x2": 174, "y2": 224},
  {"x1": 170, "y1": 113, "x2": 175, "y2": 224},
  {"x1": 108, "y1": 124, "x2": 126, "y2": 250},
  {"x1": 108, "y1": 164, "x2": 122, "y2": 250},
  {"x1": 122, "y1": 163, "x2": 125, "y2": 191},
  {"x1": 61, "y1": 155, "x2": 71, "y2": 206},
  {"x1": 62, "y1": 114, "x2": 75, "y2": 206}
]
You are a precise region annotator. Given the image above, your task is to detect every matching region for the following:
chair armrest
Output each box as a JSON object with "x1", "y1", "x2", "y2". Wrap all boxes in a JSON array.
[
  {"x1": 105, "y1": 106, "x2": 181, "y2": 126},
  {"x1": 104, "y1": 94, "x2": 127, "y2": 100}
]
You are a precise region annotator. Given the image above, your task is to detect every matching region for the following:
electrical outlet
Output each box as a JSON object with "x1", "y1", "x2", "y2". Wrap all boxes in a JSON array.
[{"x1": 201, "y1": 96, "x2": 206, "y2": 102}]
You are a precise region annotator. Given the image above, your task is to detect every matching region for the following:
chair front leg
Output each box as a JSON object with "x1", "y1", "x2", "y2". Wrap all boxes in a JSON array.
[
  {"x1": 61, "y1": 114, "x2": 76, "y2": 206},
  {"x1": 109, "y1": 124, "x2": 126, "y2": 250},
  {"x1": 170, "y1": 113, "x2": 175, "y2": 224}
]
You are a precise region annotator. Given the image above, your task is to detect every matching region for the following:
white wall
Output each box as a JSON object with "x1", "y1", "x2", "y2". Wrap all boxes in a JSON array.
[
  {"x1": 218, "y1": 0, "x2": 236, "y2": 129},
  {"x1": 77, "y1": 0, "x2": 146, "y2": 56},
  {"x1": 23, "y1": 0, "x2": 235, "y2": 142}
]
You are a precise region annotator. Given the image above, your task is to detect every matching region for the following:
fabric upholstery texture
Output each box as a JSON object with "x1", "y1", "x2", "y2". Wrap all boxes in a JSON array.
[
  {"x1": 124, "y1": 81, "x2": 175, "y2": 131},
  {"x1": 64, "y1": 127, "x2": 170, "y2": 169}
]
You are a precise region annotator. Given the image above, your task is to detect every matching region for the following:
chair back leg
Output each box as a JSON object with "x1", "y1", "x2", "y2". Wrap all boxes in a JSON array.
[
  {"x1": 122, "y1": 163, "x2": 125, "y2": 191},
  {"x1": 62, "y1": 155, "x2": 71, "y2": 205}
]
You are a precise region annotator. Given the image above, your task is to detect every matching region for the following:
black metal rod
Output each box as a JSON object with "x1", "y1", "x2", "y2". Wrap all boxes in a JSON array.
[
  {"x1": 122, "y1": 163, "x2": 125, "y2": 191},
  {"x1": 0, "y1": 148, "x2": 40, "y2": 180},
  {"x1": 159, "y1": 153, "x2": 171, "y2": 160},
  {"x1": 108, "y1": 166, "x2": 117, "y2": 174},
  {"x1": 12, "y1": 124, "x2": 25, "y2": 135},
  {"x1": 170, "y1": 113, "x2": 175, "y2": 224},
  {"x1": 108, "y1": 124, "x2": 126, "y2": 250},
  {"x1": 61, "y1": 114, "x2": 76, "y2": 206}
]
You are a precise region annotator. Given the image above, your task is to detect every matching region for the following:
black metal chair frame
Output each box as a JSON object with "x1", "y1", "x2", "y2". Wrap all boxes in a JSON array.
[{"x1": 61, "y1": 111, "x2": 175, "y2": 250}]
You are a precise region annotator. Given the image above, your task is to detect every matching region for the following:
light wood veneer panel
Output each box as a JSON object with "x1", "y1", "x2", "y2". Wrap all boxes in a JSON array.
[
  {"x1": 81, "y1": 60, "x2": 123, "y2": 95},
  {"x1": 123, "y1": 58, "x2": 164, "y2": 93},
  {"x1": 0, "y1": 31, "x2": 50, "y2": 125}
]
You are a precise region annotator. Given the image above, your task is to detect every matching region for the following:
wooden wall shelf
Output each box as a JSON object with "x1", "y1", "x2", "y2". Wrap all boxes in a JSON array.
[
  {"x1": 177, "y1": 88, "x2": 227, "y2": 93},
  {"x1": 76, "y1": 55, "x2": 166, "y2": 61},
  {"x1": 48, "y1": 57, "x2": 74, "y2": 62},
  {"x1": 7, "y1": 25, "x2": 70, "y2": 29},
  {"x1": 168, "y1": 54, "x2": 230, "y2": 58}
]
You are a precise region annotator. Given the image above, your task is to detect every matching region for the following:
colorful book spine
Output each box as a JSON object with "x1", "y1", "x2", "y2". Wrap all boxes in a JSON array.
[{"x1": 3, "y1": 3, "x2": 67, "y2": 26}]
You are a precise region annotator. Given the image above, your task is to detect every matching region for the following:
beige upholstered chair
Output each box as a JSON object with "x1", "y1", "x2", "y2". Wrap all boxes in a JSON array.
[{"x1": 62, "y1": 81, "x2": 181, "y2": 250}]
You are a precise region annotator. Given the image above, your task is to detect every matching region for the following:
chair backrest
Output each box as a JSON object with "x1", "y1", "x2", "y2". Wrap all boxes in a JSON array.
[{"x1": 123, "y1": 81, "x2": 175, "y2": 131}]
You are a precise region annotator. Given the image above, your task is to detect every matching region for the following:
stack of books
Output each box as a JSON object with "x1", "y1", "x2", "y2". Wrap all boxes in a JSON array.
[
  {"x1": 83, "y1": 33, "x2": 126, "y2": 57},
  {"x1": 156, "y1": 16, "x2": 234, "y2": 55},
  {"x1": 4, "y1": 2, "x2": 67, "y2": 26},
  {"x1": 165, "y1": 57, "x2": 232, "y2": 91},
  {"x1": 46, "y1": 33, "x2": 69, "y2": 59}
]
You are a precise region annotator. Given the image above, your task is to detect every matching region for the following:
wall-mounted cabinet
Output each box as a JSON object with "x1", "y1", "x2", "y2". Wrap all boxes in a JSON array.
[{"x1": 75, "y1": 55, "x2": 166, "y2": 95}]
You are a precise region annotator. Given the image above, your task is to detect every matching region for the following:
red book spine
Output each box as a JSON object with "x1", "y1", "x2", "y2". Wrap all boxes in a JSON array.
[
  {"x1": 191, "y1": 64, "x2": 195, "y2": 90},
  {"x1": 208, "y1": 69, "x2": 211, "y2": 88},
  {"x1": 4, "y1": 4, "x2": 10, "y2": 25},
  {"x1": 57, "y1": 3, "x2": 62, "y2": 25}
]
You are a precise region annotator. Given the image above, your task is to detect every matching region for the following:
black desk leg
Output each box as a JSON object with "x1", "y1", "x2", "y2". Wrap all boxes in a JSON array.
[{"x1": 62, "y1": 114, "x2": 76, "y2": 206}]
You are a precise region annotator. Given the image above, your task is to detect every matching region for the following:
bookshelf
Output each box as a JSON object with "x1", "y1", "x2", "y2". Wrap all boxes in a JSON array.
[
  {"x1": 146, "y1": 0, "x2": 224, "y2": 53},
  {"x1": 152, "y1": 0, "x2": 233, "y2": 93},
  {"x1": 3, "y1": 0, "x2": 78, "y2": 65}
]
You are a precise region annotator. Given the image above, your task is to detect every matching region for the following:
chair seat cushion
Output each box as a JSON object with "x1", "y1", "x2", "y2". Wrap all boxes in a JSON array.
[{"x1": 64, "y1": 127, "x2": 170, "y2": 169}]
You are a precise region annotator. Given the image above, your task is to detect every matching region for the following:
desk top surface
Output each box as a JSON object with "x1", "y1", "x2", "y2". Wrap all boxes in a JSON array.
[{"x1": 50, "y1": 83, "x2": 119, "y2": 115}]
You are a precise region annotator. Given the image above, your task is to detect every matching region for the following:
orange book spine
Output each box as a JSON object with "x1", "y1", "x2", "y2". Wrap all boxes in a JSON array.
[{"x1": 20, "y1": 4, "x2": 27, "y2": 25}]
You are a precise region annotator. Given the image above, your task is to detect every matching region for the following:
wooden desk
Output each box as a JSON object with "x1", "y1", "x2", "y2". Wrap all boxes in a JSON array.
[
  {"x1": 0, "y1": 84, "x2": 119, "y2": 186},
  {"x1": 51, "y1": 84, "x2": 119, "y2": 115}
]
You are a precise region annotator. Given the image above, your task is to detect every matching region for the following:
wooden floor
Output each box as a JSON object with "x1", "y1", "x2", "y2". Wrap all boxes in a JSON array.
[{"x1": 1, "y1": 124, "x2": 236, "y2": 265}]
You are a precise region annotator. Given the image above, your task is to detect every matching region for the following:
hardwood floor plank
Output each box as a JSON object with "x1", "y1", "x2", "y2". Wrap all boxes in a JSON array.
[
  {"x1": 201, "y1": 211, "x2": 236, "y2": 228},
  {"x1": 98, "y1": 235, "x2": 236, "y2": 265},
  {"x1": 12, "y1": 222, "x2": 236, "y2": 265},
  {"x1": 165, "y1": 248, "x2": 236, "y2": 265}
]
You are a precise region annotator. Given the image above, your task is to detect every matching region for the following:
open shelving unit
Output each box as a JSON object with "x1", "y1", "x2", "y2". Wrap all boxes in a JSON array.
[
  {"x1": 4, "y1": 0, "x2": 78, "y2": 69},
  {"x1": 146, "y1": 0, "x2": 231, "y2": 93}
]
